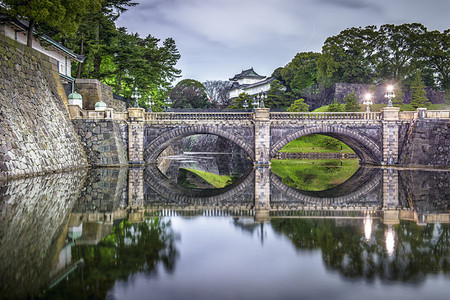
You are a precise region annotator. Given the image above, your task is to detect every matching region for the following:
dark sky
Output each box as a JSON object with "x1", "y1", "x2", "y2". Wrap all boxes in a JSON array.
[{"x1": 116, "y1": 0, "x2": 450, "y2": 83}]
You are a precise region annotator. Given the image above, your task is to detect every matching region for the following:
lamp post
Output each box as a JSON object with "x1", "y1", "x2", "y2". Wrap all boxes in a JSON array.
[
  {"x1": 132, "y1": 87, "x2": 140, "y2": 108},
  {"x1": 147, "y1": 95, "x2": 154, "y2": 112},
  {"x1": 385, "y1": 85, "x2": 395, "y2": 108},
  {"x1": 259, "y1": 91, "x2": 266, "y2": 108},
  {"x1": 363, "y1": 93, "x2": 373, "y2": 112},
  {"x1": 165, "y1": 97, "x2": 172, "y2": 112},
  {"x1": 252, "y1": 94, "x2": 259, "y2": 109},
  {"x1": 243, "y1": 99, "x2": 249, "y2": 110}
]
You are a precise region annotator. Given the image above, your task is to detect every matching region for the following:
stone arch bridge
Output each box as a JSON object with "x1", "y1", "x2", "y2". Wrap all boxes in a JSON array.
[{"x1": 126, "y1": 107, "x2": 407, "y2": 166}]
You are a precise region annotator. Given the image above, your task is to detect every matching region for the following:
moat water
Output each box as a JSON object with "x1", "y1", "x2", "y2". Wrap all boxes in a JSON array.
[{"x1": 0, "y1": 154, "x2": 449, "y2": 299}]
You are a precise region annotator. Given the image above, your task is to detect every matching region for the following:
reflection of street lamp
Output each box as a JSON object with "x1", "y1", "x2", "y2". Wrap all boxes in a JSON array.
[
  {"x1": 385, "y1": 225, "x2": 395, "y2": 256},
  {"x1": 385, "y1": 85, "x2": 395, "y2": 107},
  {"x1": 147, "y1": 95, "x2": 154, "y2": 112},
  {"x1": 132, "y1": 87, "x2": 140, "y2": 108},
  {"x1": 243, "y1": 99, "x2": 249, "y2": 110},
  {"x1": 363, "y1": 93, "x2": 373, "y2": 112},
  {"x1": 364, "y1": 213, "x2": 373, "y2": 242}
]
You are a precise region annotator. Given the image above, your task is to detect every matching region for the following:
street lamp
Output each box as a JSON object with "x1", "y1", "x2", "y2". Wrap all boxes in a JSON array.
[
  {"x1": 243, "y1": 99, "x2": 249, "y2": 110},
  {"x1": 132, "y1": 87, "x2": 140, "y2": 108},
  {"x1": 259, "y1": 91, "x2": 266, "y2": 108},
  {"x1": 165, "y1": 97, "x2": 172, "y2": 112},
  {"x1": 252, "y1": 94, "x2": 259, "y2": 109},
  {"x1": 147, "y1": 95, "x2": 154, "y2": 112},
  {"x1": 363, "y1": 93, "x2": 373, "y2": 112},
  {"x1": 385, "y1": 85, "x2": 395, "y2": 107}
]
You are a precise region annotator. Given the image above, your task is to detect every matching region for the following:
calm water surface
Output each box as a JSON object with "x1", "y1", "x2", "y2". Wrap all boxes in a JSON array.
[{"x1": 0, "y1": 155, "x2": 449, "y2": 299}]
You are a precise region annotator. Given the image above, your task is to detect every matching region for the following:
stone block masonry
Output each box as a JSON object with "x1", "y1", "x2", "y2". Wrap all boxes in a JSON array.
[
  {"x1": 72, "y1": 119, "x2": 128, "y2": 167},
  {"x1": 0, "y1": 35, "x2": 88, "y2": 180},
  {"x1": 399, "y1": 119, "x2": 450, "y2": 167}
]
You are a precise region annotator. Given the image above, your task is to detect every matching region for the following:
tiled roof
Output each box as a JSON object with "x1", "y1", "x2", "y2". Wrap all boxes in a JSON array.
[{"x1": 229, "y1": 67, "x2": 265, "y2": 81}]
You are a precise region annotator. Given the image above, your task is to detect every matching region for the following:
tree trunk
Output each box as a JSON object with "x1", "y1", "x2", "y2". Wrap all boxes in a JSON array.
[
  {"x1": 27, "y1": 18, "x2": 35, "y2": 47},
  {"x1": 77, "y1": 36, "x2": 84, "y2": 78}
]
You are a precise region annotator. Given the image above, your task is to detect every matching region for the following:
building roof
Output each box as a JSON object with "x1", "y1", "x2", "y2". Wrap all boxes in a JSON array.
[
  {"x1": 0, "y1": 15, "x2": 84, "y2": 62},
  {"x1": 230, "y1": 77, "x2": 274, "y2": 91},
  {"x1": 229, "y1": 68, "x2": 266, "y2": 81}
]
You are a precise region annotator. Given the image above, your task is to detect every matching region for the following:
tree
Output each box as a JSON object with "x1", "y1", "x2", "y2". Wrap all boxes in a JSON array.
[
  {"x1": 203, "y1": 80, "x2": 232, "y2": 107},
  {"x1": 170, "y1": 79, "x2": 211, "y2": 109},
  {"x1": 374, "y1": 23, "x2": 425, "y2": 83},
  {"x1": 265, "y1": 80, "x2": 292, "y2": 108},
  {"x1": 280, "y1": 52, "x2": 322, "y2": 94},
  {"x1": 321, "y1": 26, "x2": 377, "y2": 84},
  {"x1": 227, "y1": 92, "x2": 252, "y2": 110},
  {"x1": 410, "y1": 71, "x2": 429, "y2": 108},
  {"x1": 344, "y1": 91, "x2": 361, "y2": 112},
  {"x1": 2, "y1": 0, "x2": 100, "y2": 47},
  {"x1": 287, "y1": 99, "x2": 309, "y2": 112},
  {"x1": 327, "y1": 99, "x2": 345, "y2": 112}
]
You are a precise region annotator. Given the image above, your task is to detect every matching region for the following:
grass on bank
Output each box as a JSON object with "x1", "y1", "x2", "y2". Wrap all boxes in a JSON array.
[
  {"x1": 271, "y1": 159, "x2": 360, "y2": 191},
  {"x1": 279, "y1": 134, "x2": 355, "y2": 154},
  {"x1": 181, "y1": 168, "x2": 235, "y2": 188}
]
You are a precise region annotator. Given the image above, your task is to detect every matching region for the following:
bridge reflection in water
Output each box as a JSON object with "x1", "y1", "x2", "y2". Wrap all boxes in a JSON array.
[{"x1": 1, "y1": 166, "x2": 449, "y2": 299}]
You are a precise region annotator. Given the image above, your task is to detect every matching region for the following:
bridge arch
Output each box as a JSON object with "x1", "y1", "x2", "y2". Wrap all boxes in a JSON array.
[
  {"x1": 144, "y1": 125, "x2": 255, "y2": 162},
  {"x1": 270, "y1": 126, "x2": 382, "y2": 164}
]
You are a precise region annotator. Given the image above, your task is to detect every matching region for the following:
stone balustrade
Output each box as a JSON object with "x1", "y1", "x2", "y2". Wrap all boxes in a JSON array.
[
  {"x1": 270, "y1": 111, "x2": 381, "y2": 120},
  {"x1": 68, "y1": 105, "x2": 449, "y2": 123},
  {"x1": 145, "y1": 112, "x2": 254, "y2": 121}
]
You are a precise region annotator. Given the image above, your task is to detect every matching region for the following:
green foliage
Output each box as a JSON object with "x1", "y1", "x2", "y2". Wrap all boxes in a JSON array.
[
  {"x1": 344, "y1": 91, "x2": 361, "y2": 112},
  {"x1": 170, "y1": 79, "x2": 211, "y2": 109},
  {"x1": 265, "y1": 79, "x2": 292, "y2": 108},
  {"x1": 271, "y1": 159, "x2": 360, "y2": 191},
  {"x1": 181, "y1": 168, "x2": 236, "y2": 188},
  {"x1": 410, "y1": 71, "x2": 430, "y2": 108},
  {"x1": 281, "y1": 52, "x2": 321, "y2": 94},
  {"x1": 279, "y1": 134, "x2": 354, "y2": 153},
  {"x1": 327, "y1": 99, "x2": 345, "y2": 112},
  {"x1": 3, "y1": 0, "x2": 101, "y2": 46},
  {"x1": 227, "y1": 92, "x2": 252, "y2": 109},
  {"x1": 287, "y1": 98, "x2": 309, "y2": 112}
]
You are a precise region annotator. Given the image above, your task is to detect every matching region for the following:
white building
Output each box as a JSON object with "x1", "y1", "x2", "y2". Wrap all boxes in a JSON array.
[
  {"x1": 229, "y1": 68, "x2": 274, "y2": 99},
  {"x1": 0, "y1": 16, "x2": 84, "y2": 90}
]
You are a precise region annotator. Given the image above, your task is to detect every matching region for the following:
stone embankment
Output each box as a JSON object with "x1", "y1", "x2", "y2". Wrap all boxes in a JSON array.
[
  {"x1": 72, "y1": 119, "x2": 128, "y2": 167},
  {"x1": 0, "y1": 35, "x2": 88, "y2": 180}
]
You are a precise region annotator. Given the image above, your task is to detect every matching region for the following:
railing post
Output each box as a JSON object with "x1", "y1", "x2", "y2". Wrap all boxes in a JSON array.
[{"x1": 254, "y1": 108, "x2": 271, "y2": 166}]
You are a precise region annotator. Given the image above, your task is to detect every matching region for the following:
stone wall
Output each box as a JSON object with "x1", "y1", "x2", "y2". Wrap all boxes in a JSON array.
[
  {"x1": 72, "y1": 119, "x2": 128, "y2": 166},
  {"x1": 0, "y1": 35, "x2": 88, "y2": 180},
  {"x1": 399, "y1": 119, "x2": 450, "y2": 167},
  {"x1": 75, "y1": 79, "x2": 127, "y2": 112},
  {"x1": 0, "y1": 170, "x2": 86, "y2": 298}
]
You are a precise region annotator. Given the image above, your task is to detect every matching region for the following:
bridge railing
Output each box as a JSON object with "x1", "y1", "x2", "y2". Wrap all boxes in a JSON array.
[
  {"x1": 270, "y1": 112, "x2": 381, "y2": 120},
  {"x1": 145, "y1": 112, "x2": 254, "y2": 121},
  {"x1": 426, "y1": 110, "x2": 450, "y2": 119}
]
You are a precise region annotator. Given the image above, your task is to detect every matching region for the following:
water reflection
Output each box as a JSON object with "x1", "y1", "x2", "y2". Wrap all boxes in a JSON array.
[{"x1": 0, "y1": 165, "x2": 449, "y2": 299}]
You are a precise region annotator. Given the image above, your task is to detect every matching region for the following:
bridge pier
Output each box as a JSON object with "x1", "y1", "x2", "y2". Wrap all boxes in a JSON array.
[
  {"x1": 381, "y1": 107, "x2": 400, "y2": 165},
  {"x1": 128, "y1": 167, "x2": 144, "y2": 208},
  {"x1": 382, "y1": 168, "x2": 400, "y2": 224},
  {"x1": 254, "y1": 166, "x2": 271, "y2": 222},
  {"x1": 128, "y1": 108, "x2": 146, "y2": 165},
  {"x1": 254, "y1": 108, "x2": 271, "y2": 166}
]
